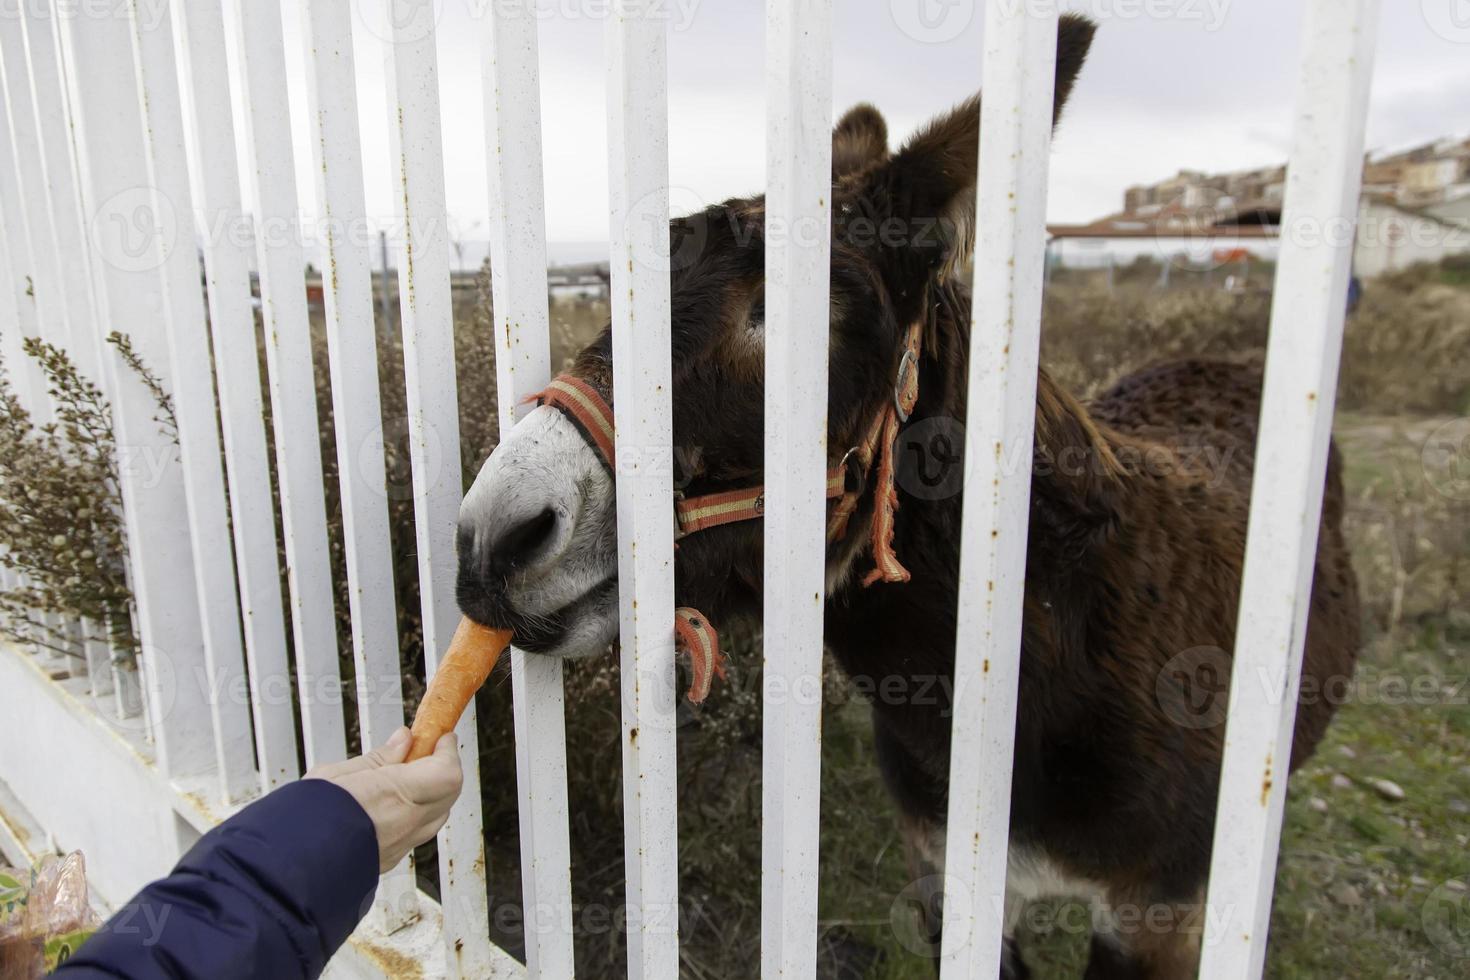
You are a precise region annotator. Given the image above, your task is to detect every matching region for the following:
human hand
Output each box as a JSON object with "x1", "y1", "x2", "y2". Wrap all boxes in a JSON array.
[{"x1": 306, "y1": 727, "x2": 464, "y2": 873}]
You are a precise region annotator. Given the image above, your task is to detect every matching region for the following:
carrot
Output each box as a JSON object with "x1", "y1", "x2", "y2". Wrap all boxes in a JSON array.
[{"x1": 406, "y1": 617, "x2": 512, "y2": 762}]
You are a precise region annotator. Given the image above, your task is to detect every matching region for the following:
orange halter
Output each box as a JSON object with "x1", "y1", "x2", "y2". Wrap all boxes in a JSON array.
[{"x1": 533, "y1": 317, "x2": 924, "y2": 702}]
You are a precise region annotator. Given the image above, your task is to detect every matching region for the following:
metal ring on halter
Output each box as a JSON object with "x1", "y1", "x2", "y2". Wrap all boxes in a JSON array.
[
  {"x1": 894, "y1": 348, "x2": 918, "y2": 422},
  {"x1": 841, "y1": 447, "x2": 866, "y2": 497},
  {"x1": 672, "y1": 490, "x2": 687, "y2": 541}
]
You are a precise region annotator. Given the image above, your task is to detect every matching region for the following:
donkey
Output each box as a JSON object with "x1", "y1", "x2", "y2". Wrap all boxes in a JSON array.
[{"x1": 456, "y1": 16, "x2": 1360, "y2": 978}]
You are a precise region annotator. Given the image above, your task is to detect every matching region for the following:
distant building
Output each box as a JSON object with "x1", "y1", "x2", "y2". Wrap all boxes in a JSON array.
[
  {"x1": 1372, "y1": 135, "x2": 1470, "y2": 207},
  {"x1": 1123, "y1": 164, "x2": 1285, "y2": 217},
  {"x1": 1425, "y1": 194, "x2": 1470, "y2": 228},
  {"x1": 1049, "y1": 203, "x2": 1280, "y2": 273},
  {"x1": 1354, "y1": 195, "x2": 1470, "y2": 278},
  {"x1": 545, "y1": 261, "x2": 611, "y2": 301},
  {"x1": 1065, "y1": 134, "x2": 1470, "y2": 278}
]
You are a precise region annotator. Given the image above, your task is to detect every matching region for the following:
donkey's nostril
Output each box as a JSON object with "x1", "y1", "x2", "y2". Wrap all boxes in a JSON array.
[{"x1": 489, "y1": 507, "x2": 559, "y2": 572}]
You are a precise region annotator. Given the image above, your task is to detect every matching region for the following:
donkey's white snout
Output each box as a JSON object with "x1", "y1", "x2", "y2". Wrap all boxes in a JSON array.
[{"x1": 457, "y1": 405, "x2": 617, "y2": 620}]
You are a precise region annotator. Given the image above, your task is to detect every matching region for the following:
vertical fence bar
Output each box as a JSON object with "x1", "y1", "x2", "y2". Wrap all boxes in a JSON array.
[
  {"x1": 760, "y1": 1, "x2": 831, "y2": 975},
  {"x1": 0, "y1": 158, "x2": 34, "y2": 404},
  {"x1": 297, "y1": 0, "x2": 414, "y2": 929},
  {"x1": 0, "y1": 166, "x2": 28, "y2": 398},
  {"x1": 56, "y1": 7, "x2": 217, "y2": 782},
  {"x1": 0, "y1": 98, "x2": 37, "y2": 360},
  {"x1": 1199, "y1": 2, "x2": 1380, "y2": 975},
  {"x1": 18, "y1": 2, "x2": 98, "y2": 383},
  {"x1": 172, "y1": 0, "x2": 306, "y2": 791},
  {"x1": 295, "y1": 0, "x2": 402, "y2": 758},
  {"x1": 55, "y1": 14, "x2": 139, "y2": 719},
  {"x1": 227, "y1": 0, "x2": 346, "y2": 769},
  {"x1": 0, "y1": 34, "x2": 50, "y2": 579},
  {"x1": 939, "y1": 5, "x2": 1059, "y2": 976},
  {"x1": 31, "y1": 0, "x2": 132, "y2": 705},
  {"x1": 127, "y1": 0, "x2": 260, "y2": 803},
  {"x1": 20, "y1": 0, "x2": 117, "y2": 692},
  {"x1": 0, "y1": 16, "x2": 61, "y2": 426},
  {"x1": 0, "y1": 15, "x2": 55, "y2": 674},
  {"x1": 606, "y1": 4, "x2": 680, "y2": 974},
  {"x1": 479, "y1": 3, "x2": 575, "y2": 974},
  {"x1": 3, "y1": 5, "x2": 79, "y2": 673},
  {"x1": 293, "y1": 0, "x2": 399, "y2": 771},
  {"x1": 2, "y1": 30, "x2": 73, "y2": 698},
  {"x1": 381, "y1": 2, "x2": 493, "y2": 972}
]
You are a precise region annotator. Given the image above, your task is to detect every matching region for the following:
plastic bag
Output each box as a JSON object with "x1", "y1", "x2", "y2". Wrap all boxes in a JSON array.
[{"x1": 0, "y1": 852, "x2": 98, "y2": 979}]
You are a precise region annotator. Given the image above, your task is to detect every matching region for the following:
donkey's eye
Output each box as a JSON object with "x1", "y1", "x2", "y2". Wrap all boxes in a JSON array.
[{"x1": 737, "y1": 299, "x2": 766, "y2": 352}]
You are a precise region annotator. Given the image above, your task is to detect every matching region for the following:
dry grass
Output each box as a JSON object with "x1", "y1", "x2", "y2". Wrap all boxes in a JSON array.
[
  {"x1": 1339, "y1": 273, "x2": 1470, "y2": 416},
  {"x1": 1042, "y1": 263, "x2": 1470, "y2": 416}
]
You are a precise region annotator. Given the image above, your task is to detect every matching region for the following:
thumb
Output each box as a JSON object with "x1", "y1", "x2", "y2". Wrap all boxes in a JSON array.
[
  {"x1": 433, "y1": 732, "x2": 458, "y2": 761},
  {"x1": 362, "y1": 726, "x2": 412, "y2": 768}
]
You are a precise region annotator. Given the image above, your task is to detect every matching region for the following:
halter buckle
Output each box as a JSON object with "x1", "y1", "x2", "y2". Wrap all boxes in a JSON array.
[{"x1": 894, "y1": 348, "x2": 918, "y2": 423}]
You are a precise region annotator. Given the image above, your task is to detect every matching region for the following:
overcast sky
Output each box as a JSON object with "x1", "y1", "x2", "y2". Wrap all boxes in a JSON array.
[{"x1": 268, "y1": 0, "x2": 1470, "y2": 261}]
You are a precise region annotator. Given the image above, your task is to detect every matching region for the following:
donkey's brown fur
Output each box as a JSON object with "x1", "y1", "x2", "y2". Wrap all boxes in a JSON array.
[{"x1": 529, "y1": 16, "x2": 1359, "y2": 977}]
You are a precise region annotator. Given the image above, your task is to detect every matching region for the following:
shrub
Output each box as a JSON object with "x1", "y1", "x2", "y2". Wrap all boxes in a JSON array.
[{"x1": 0, "y1": 339, "x2": 138, "y2": 661}]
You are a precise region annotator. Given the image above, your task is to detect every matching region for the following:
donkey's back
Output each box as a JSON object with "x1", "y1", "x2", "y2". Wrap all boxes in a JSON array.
[{"x1": 1087, "y1": 353, "x2": 1360, "y2": 770}]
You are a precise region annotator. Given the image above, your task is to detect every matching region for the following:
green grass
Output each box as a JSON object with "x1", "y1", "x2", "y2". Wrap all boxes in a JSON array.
[
  {"x1": 1264, "y1": 616, "x2": 1470, "y2": 979},
  {"x1": 1260, "y1": 413, "x2": 1470, "y2": 980},
  {"x1": 815, "y1": 700, "x2": 920, "y2": 979}
]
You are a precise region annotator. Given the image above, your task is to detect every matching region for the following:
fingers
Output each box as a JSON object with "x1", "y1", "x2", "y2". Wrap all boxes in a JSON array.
[
  {"x1": 305, "y1": 727, "x2": 410, "y2": 781},
  {"x1": 371, "y1": 727, "x2": 413, "y2": 766}
]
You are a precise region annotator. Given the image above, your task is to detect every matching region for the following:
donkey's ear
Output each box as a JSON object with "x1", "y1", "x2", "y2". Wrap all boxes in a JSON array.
[
  {"x1": 850, "y1": 15, "x2": 1096, "y2": 286},
  {"x1": 1053, "y1": 13, "x2": 1097, "y2": 125},
  {"x1": 832, "y1": 103, "x2": 889, "y2": 178}
]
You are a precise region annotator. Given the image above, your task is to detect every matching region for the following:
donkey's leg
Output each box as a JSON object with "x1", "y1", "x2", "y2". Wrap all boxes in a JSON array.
[
  {"x1": 1123, "y1": 904, "x2": 1203, "y2": 980},
  {"x1": 874, "y1": 714, "x2": 944, "y2": 955},
  {"x1": 895, "y1": 812, "x2": 1034, "y2": 979},
  {"x1": 897, "y1": 812, "x2": 946, "y2": 965},
  {"x1": 1002, "y1": 937, "x2": 1032, "y2": 980},
  {"x1": 1085, "y1": 886, "x2": 1204, "y2": 980},
  {"x1": 876, "y1": 717, "x2": 1027, "y2": 977},
  {"x1": 1082, "y1": 933, "x2": 1143, "y2": 980}
]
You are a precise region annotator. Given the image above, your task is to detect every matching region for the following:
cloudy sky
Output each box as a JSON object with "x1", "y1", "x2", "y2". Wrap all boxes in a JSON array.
[{"x1": 271, "y1": 0, "x2": 1470, "y2": 262}]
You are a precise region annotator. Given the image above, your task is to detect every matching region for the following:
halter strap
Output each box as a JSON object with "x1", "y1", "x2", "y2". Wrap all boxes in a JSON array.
[
  {"x1": 531, "y1": 318, "x2": 926, "y2": 700},
  {"x1": 538, "y1": 375, "x2": 848, "y2": 538},
  {"x1": 675, "y1": 470, "x2": 847, "y2": 536},
  {"x1": 538, "y1": 376, "x2": 617, "y2": 467}
]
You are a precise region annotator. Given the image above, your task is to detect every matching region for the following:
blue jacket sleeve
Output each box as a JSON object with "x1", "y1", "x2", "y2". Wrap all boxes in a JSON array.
[{"x1": 54, "y1": 779, "x2": 379, "y2": 980}]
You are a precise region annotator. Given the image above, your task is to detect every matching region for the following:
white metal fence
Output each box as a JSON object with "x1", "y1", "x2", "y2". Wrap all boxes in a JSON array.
[{"x1": 0, "y1": 0, "x2": 1379, "y2": 977}]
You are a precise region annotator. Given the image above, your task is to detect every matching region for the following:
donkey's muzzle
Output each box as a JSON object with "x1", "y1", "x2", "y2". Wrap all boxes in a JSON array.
[
  {"x1": 454, "y1": 404, "x2": 620, "y2": 656},
  {"x1": 461, "y1": 506, "x2": 560, "y2": 581}
]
